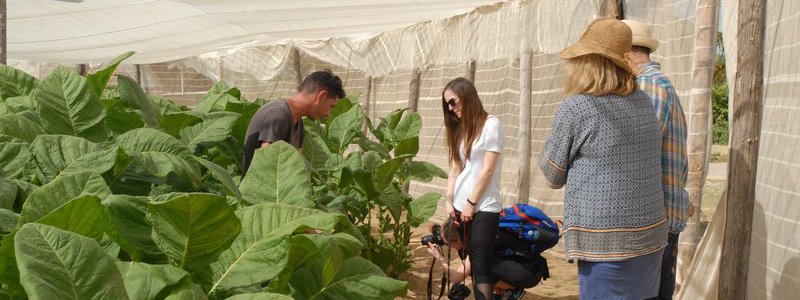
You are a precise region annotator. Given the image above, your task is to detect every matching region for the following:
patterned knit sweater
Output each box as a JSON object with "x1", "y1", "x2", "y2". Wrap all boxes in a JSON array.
[{"x1": 539, "y1": 91, "x2": 668, "y2": 262}]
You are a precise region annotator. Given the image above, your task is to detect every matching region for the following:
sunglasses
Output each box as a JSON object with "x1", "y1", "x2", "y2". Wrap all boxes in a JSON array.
[{"x1": 446, "y1": 98, "x2": 457, "y2": 108}]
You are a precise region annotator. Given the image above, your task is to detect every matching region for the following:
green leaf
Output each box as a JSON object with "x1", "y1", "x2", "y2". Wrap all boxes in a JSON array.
[
  {"x1": 163, "y1": 279, "x2": 208, "y2": 300},
  {"x1": 408, "y1": 193, "x2": 441, "y2": 227},
  {"x1": 393, "y1": 136, "x2": 419, "y2": 157},
  {"x1": 302, "y1": 126, "x2": 332, "y2": 170},
  {"x1": 105, "y1": 147, "x2": 156, "y2": 196},
  {"x1": 323, "y1": 95, "x2": 356, "y2": 128},
  {"x1": 146, "y1": 193, "x2": 241, "y2": 271},
  {"x1": 0, "y1": 113, "x2": 46, "y2": 143},
  {"x1": 0, "y1": 64, "x2": 39, "y2": 99},
  {"x1": 300, "y1": 233, "x2": 364, "y2": 287},
  {"x1": 149, "y1": 95, "x2": 185, "y2": 115},
  {"x1": 116, "y1": 128, "x2": 201, "y2": 187},
  {"x1": 117, "y1": 75, "x2": 162, "y2": 129},
  {"x1": 239, "y1": 142, "x2": 312, "y2": 207},
  {"x1": 179, "y1": 111, "x2": 239, "y2": 151},
  {"x1": 206, "y1": 203, "x2": 350, "y2": 297},
  {"x1": 161, "y1": 111, "x2": 204, "y2": 138},
  {"x1": 404, "y1": 161, "x2": 447, "y2": 182},
  {"x1": 15, "y1": 223, "x2": 129, "y2": 300},
  {"x1": 194, "y1": 156, "x2": 241, "y2": 198},
  {"x1": 104, "y1": 194, "x2": 164, "y2": 258},
  {"x1": 103, "y1": 98, "x2": 145, "y2": 134},
  {"x1": 116, "y1": 262, "x2": 192, "y2": 300},
  {"x1": 0, "y1": 177, "x2": 16, "y2": 210},
  {"x1": 373, "y1": 157, "x2": 404, "y2": 190},
  {"x1": 4, "y1": 95, "x2": 35, "y2": 112},
  {"x1": 0, "y1": 231, "x2": 24, "y2": 297},
  {"x1": 393, "y1": 113, "x2": 422, "y2": 141},
  {"x1": 34, "y1": 66, "x2": 109, "y2": 142},
  {"x1": 87, "y1": 51, "x2": 135, "y2": 97},
  {"x1": 195, "y1": 82, "x2": 241, "y2": 113},
  {"x1": 17, "y1": 171, "x2": 111, "y2": 226},
  {"x1": 29, "y1": 135, "x2": 116, "y2": 183},
  {"x1": 224, "y1": 100, "x2": 261, "y2": 146},
  {"x1": 327, "y1": 105, "x2": 364, "y2": 154},
  {"x1": 290, "y1": 256, "x2": 407, "y2": 300},
  {"x1": 0, "y1": 209, "x2": 18, "y2": 234},
  {"x1": 225, "y1": 293, "x2": 294, "y2": 300}
]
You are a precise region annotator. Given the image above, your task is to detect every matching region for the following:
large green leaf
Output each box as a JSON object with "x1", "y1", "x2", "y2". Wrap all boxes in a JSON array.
[
  {"x1": 104, "y1": 195, "x2": 164, "y2": 259},
  {"x1": 37, "y1": 195, "x2": 140, "y2": 260},
  {"x1": 0, "y1": 114, "x2": 45, "y2": 178},
  {"x1": 34, "y1": 66, "x2": 109, "y2": 142},
  {"x1": 393, "y1": 136, "x2": 419, "y2": 157},
  {"x1": 403, "y1": 161, "x2": 447, "y2": 182},
  {"x1": 29, "y1": 135, "x2": 117, "y2": 184},
  {"x1": 407, "y1": 193, "x2": 441, "y2": 227},
  {"x1": 0, "y1": 64, "x2": 39, "y2": 100},
  {"x1": 327, "y1": 105, "x2": 364, "y2": 154},
  {"x1": 322, "y1": 96, "x2": 356, "y2": 128},
  {"x1": 373, "y1": 157, "x2": 405, "y2": 190},
  {"x1": 194, "y1": 82, "x2": 241, "y2": 113},
  {"x1": 239, "y1": 141, "x2": 312, "y2": 207},
  {"x1": 146, "y1": 193, "x2": 241, "y2": 271},
  {"x1": 161, "y1": 111, "x2": 204, "y2": 138},
  {"x1": 17, "y1": 171, "x2": 111, "y2": 226},
  {"x1": 149, "y1": 95, "x2": 185, "y2": 115},
  {"x1": 290, "y1": 256, "x2": 407, "y2": 300},
  {"x1": 0, "y1": 113, "x2": 45, "y2": 143},
  {"x1": 179, "y1": 111, "x2": 239, "y2": 151},
  {"x1": 0, "y1": 209, "x2": 18, "y2": 234},
  {"x1": 4, "y1": 95, "x2": 36, "y2": 113},
  {"x1": 226, "y1": 293, "x2": 294, "y2": 300},
  {"x1": 0, "y1": 178, "x2": 16, "y2": 210},
  {"x1": 103, "y1": 98, "x2": 145, "y2": 134},
  {"x1": 224, "y1": 100, "x2": 261, "y2": 146},
  {"x1": 117, "y1": 262, "x2": 193, "y2": 300},
  {"x1": 15, "y1": 223, "x2": 129, "y2": 300},
  {"x1": 393, "y1": 113, "x2": 422, "y2": 141},
  {"x1": 206, "y1": 203, "x2": 350, "y2": 297},
  {"x1": 194, "y1": 157, "x2": 241, "y2": 198},
  {"x1": 116, "y1": 128, "x2": 201, "y2": 187},
  {"x1": 0, "y1": 231, "x2": 24, "y2": 297},
  {"x1": 87, "y1": 51, "x2": 135, "y2": 97},
  {"x1": 104, "y1": 147, "x2": 157, "y2": 196},
  {"x1": 117, "y1": 75, "x2": 162, "y2": 129},
  {"x1": 302, "y1": 126, "x2": 332, "y2": 170}
]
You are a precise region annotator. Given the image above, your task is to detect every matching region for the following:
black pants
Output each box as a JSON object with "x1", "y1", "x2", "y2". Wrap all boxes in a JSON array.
[
  {"x1": 463, "y1": 211, "x2": 500, "y2": 299},
  {"x1": 491, "y1": 231, "x2": 543, "y2": 289},
  {"x1": 649, "y1": 233, "x2": 679, "y2": 299}
]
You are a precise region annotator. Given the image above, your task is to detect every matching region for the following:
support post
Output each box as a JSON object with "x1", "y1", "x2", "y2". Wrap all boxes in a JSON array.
[
  {"x1": 408, "y1": 67, "x2": 421, "y2": 113},
  {"x1": 77, "y1": 63, "x2": 88, "y2": 76},
  {"x1": 293, "y1": 47, "x2": 302, "y2": 88},
  {"x1": 362, "y1": 76, "x2": 373, "y2": 134},
  {"x1": 135, "y1": 64, "x2": 142, "y2": 85},
  {"x1": 0, "y1": 0, "x2": 6, "y2": 65},
  {"x1": 466, "y1": 60, "x2": 476, "y2": 83},
  {"x1": 719, "y1": 0, "x2": 766, "y2": 298},
  {"x1": 678, "y1": 0, "x2": 719, "y2": 284},
  {"x1": 518, "y1": 49, "x2": 533, "y2": 203},
  {"x1": 218, "y1": 59, "x2": 225, "y2": 83},
  {"x1": 598, "y1": 0, "x2": 624, "y2": 19}
]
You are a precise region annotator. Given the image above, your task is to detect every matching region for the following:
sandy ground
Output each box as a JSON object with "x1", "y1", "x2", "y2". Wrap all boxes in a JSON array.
[{"x1": 397, "y1": 160, "x2": 728, "y2": 300}]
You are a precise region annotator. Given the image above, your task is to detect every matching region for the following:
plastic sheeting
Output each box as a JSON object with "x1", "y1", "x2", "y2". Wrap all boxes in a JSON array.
[{"x1": 9, "y1": 0, "x2": 502, "y2": 64}]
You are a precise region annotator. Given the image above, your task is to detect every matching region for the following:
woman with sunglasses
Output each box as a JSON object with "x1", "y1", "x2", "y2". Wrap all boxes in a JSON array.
[{"x1": 441, "y1": 77, "x2": 504, "y2": 300}]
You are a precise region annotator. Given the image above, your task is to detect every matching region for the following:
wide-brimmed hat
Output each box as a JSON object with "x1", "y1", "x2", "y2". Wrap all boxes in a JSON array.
[
  {"x1": 622, "y1": 19, "x2": 659, "y2": 52},
  {"x1": 560, "y1": 18, "x2": 634, "y2": 74}
]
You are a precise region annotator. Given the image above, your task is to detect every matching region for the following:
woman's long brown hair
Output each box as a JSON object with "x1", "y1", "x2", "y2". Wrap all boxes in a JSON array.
[{"x1": 442, "y1": 77, "x2": 488, "y2": 166}]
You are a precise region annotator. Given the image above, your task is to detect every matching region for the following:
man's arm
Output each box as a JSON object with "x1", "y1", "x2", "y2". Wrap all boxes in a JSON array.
[{"x1": 260, "y1": 141, "x2": 272, "y2": 148}]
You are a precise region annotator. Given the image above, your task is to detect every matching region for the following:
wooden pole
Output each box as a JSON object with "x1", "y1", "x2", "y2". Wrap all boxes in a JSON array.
[
  {"x1": 293, "y1": 47, "x2": 302, "y2": 89},
  {"x1": 408, "y1": 67, "x2": 421, "y2": 113},
  {"x1": 678, "y1": 0, "x2": 718, "y2": 283},
  {"x1": 218, "y1": 59, "x2": 225, "y2": 83},
  {"x1": 362, "y1": 76, "x2": 372, "y2": 134},
  {"x1": 0, "y1": 0, "x2": 6, "y2": 65},
  {"x1": 135, "y1": 64, "x2": 142, "y2": 85},
  {"x1": 466, "y1": 60, "x2": 476, "y2": 83},
  {"x1": 598, "y1": 0, "x2": 624, "y2": 19},
  {"x1": 718, "y1": 0, "x2": 766, "y2": 298},
  {"x1": 77, "y1": 63, "x2": 88, "y2": 76},
  {"x1": 518, "y1": 49, "x2": 532, "y2": 204}
]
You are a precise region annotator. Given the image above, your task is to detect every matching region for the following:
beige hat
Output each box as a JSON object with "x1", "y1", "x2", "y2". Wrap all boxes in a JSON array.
[
  {"x1": 560, "y1": 18, "x2": 635, "y2": 74},
  {"x1": 622, "y1": 19, "x2": 659, "y2": 52}
]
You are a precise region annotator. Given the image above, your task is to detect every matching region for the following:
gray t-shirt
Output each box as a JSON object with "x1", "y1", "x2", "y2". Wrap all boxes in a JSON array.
[{"x1": 242, "y1": 99, "x2": 304, "y2": 175}]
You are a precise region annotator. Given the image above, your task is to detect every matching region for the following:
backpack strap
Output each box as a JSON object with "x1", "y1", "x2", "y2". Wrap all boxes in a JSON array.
[{"x1": 513, "y1": 204, "x2": 541, "y2": 226}]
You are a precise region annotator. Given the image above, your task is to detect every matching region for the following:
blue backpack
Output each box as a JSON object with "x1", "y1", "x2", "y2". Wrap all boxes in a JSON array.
[{"x1": 498, "y1": 203, "x2": 560, "y2": 255}]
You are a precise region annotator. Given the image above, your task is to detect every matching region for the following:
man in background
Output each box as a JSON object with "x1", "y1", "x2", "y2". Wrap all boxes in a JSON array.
[
  {"x1": 623, "y1": 19, "x2": 690, "y2": 300},
  {"x1": 241, "y1": 69, "x2": 345, "y2": 176}
]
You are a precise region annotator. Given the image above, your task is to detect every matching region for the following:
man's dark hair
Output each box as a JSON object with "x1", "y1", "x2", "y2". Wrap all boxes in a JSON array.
[
  {"x1": 631, "y1": 45, "x2": 652, "y2": 55},
  {"x1": 299, "y1": 69, "x2": 346, "y2": 99}
]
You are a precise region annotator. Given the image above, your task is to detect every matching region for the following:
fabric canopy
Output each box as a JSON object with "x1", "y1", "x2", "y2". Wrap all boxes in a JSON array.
[{"x1": 9, "y1": 0, "x2": 502, "y2": 64}]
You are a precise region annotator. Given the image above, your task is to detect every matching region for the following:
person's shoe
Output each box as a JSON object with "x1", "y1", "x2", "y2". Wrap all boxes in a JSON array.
[{"x1": 501, "y1": 287, "x2": 526, "y2": 300}]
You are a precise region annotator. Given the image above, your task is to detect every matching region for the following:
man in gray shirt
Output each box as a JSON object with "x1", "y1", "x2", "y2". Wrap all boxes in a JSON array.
[{"x1": 242, "y1": 70, "x2": 345, "y2": 175}]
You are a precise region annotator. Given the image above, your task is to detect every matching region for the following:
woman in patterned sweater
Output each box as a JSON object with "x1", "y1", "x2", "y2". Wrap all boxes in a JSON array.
[{"x1": 539, "y1": 18, "x2": 668, "y2": 300}]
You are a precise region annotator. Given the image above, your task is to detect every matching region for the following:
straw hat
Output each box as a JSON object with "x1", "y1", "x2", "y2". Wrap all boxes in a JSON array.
[
  {"x1": 560, "y1": 18, "x2": 634, "y2": 74},
  {"x1": 622, "y1": 19, "x2": 659, "y2": 52}
]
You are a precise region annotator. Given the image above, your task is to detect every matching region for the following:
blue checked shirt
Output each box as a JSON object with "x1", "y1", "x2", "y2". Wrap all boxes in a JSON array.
[{"x1": 637, "y1": 61, "x2": 690, "y2": 233}]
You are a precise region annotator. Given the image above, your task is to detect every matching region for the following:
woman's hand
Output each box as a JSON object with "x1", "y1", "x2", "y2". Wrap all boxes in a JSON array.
[
  {"x1": 446, "y1": 201, "x2": 456, "y2": 219},
  {"x1": 426, "y1": 244, "x2": 442, "y2": 260},
  {"x1": 460, "y1": 202, "x2": 476, "y2": 222}
]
